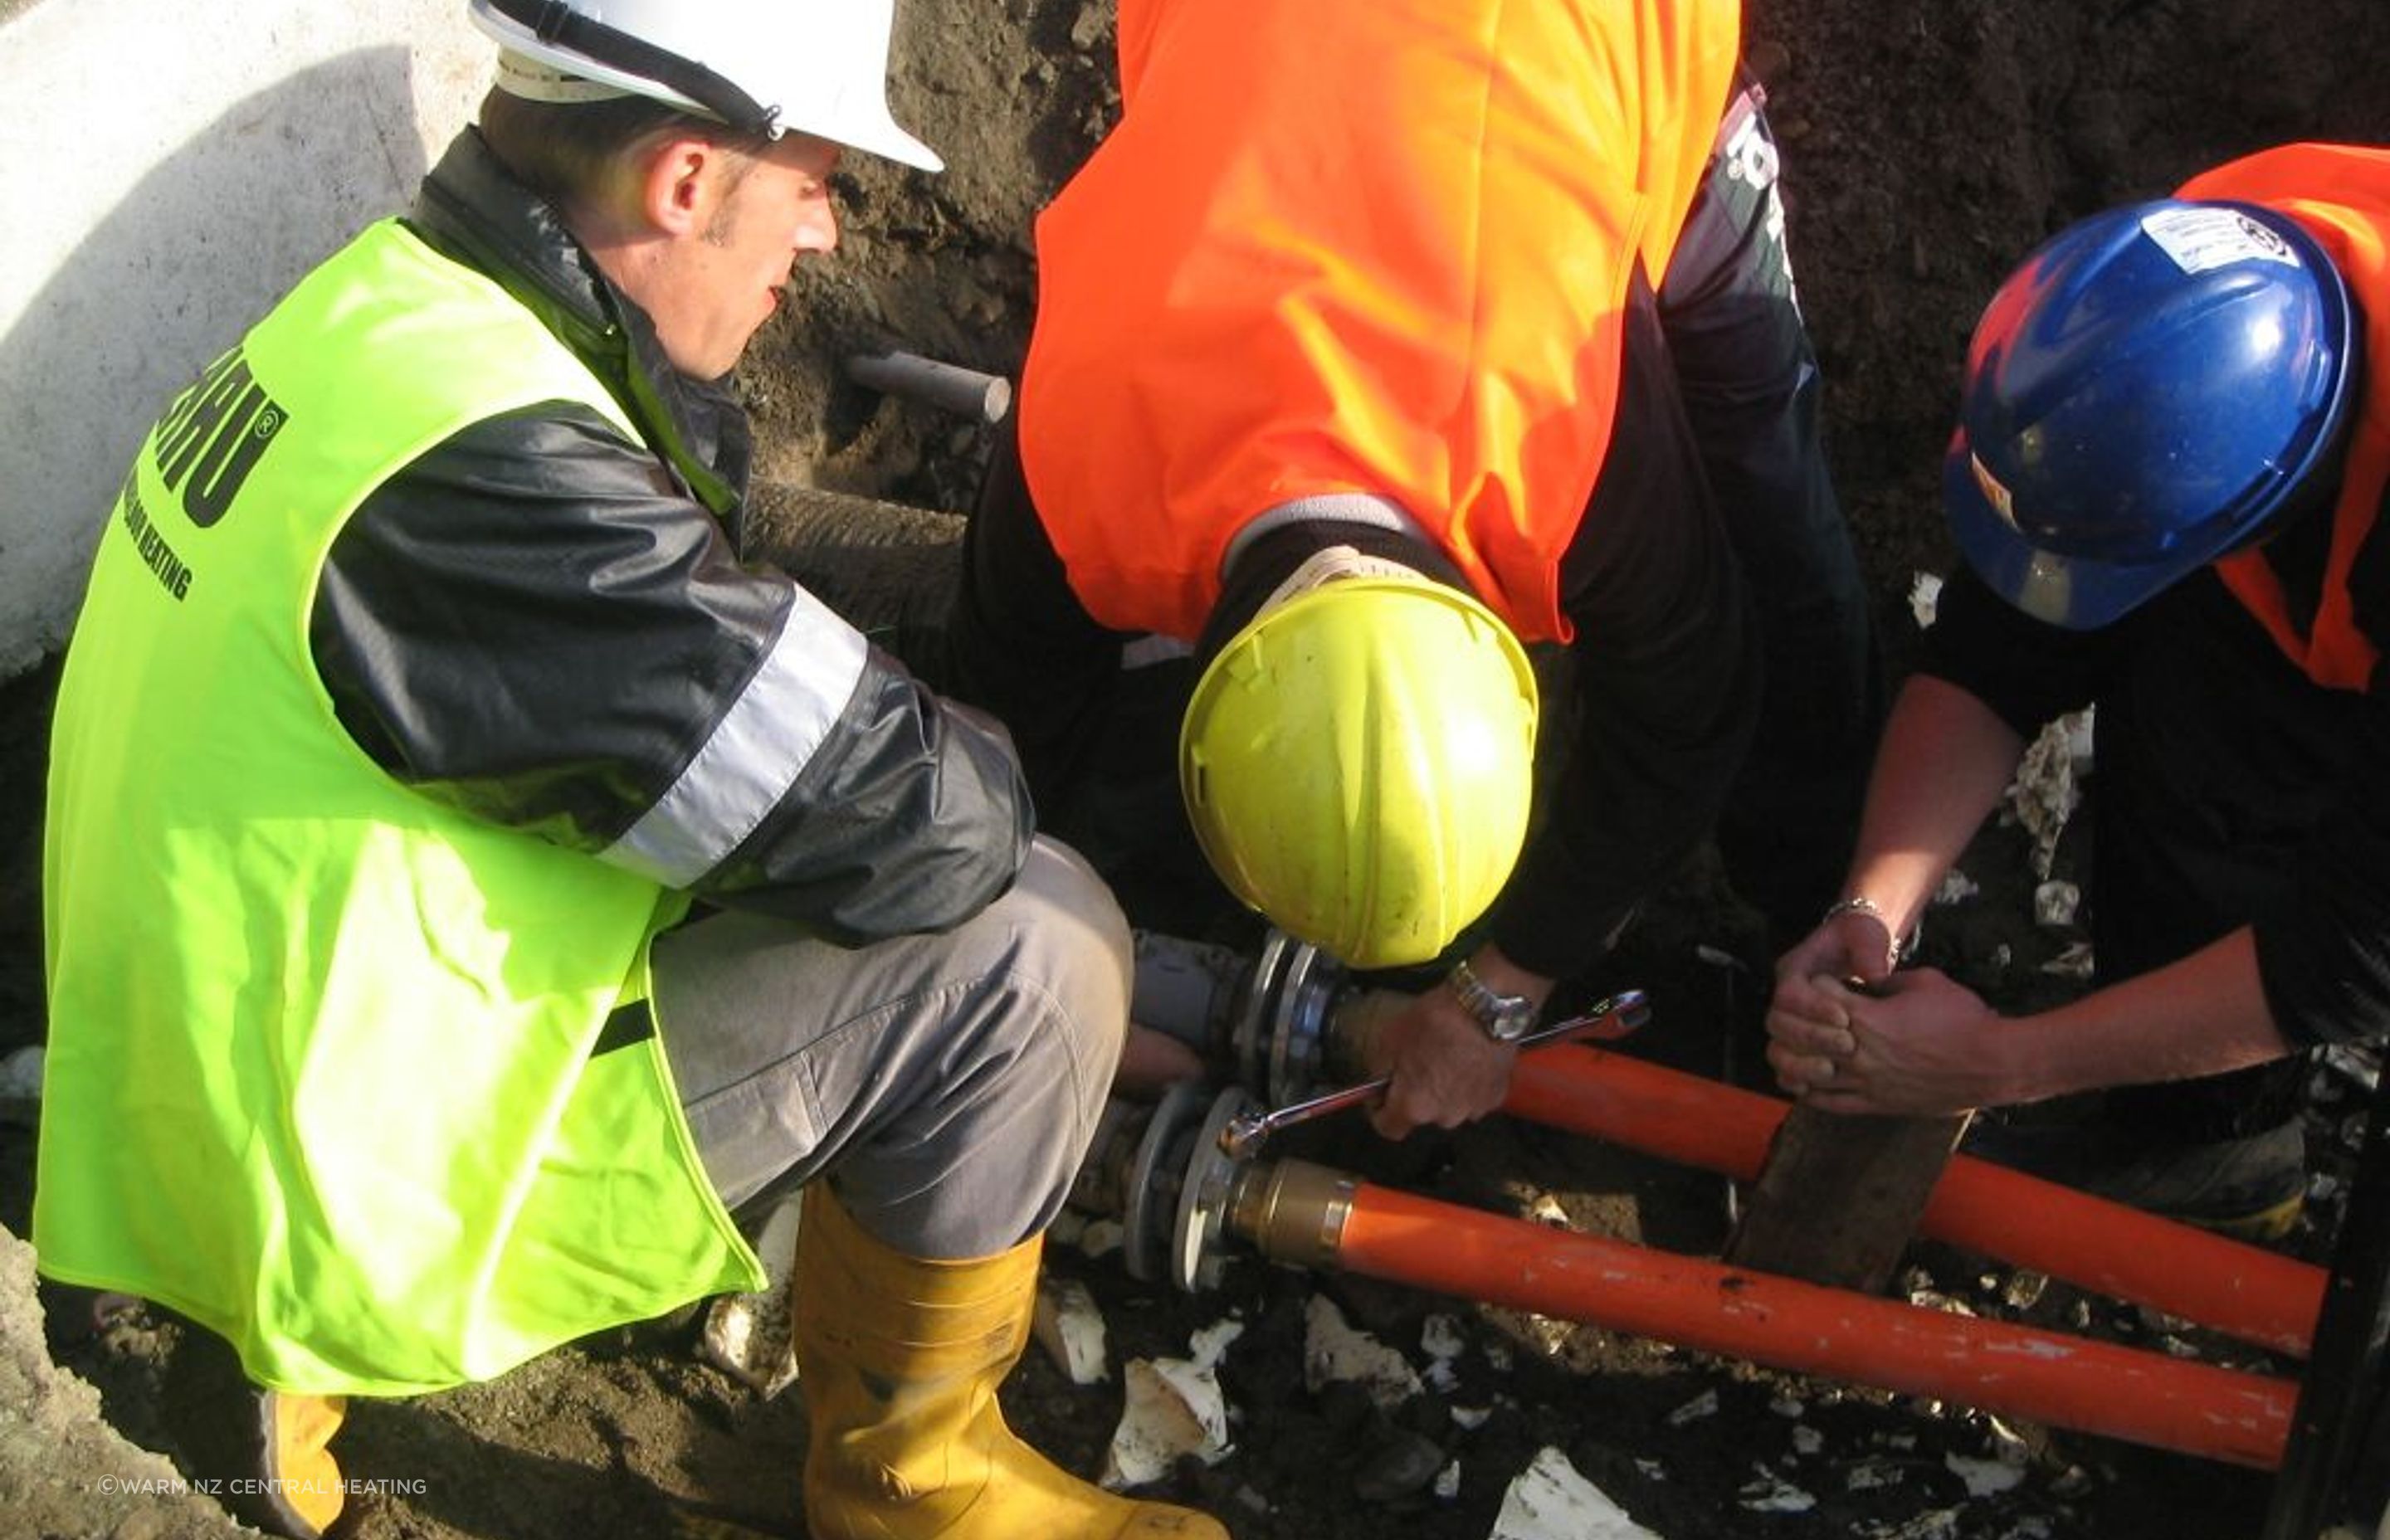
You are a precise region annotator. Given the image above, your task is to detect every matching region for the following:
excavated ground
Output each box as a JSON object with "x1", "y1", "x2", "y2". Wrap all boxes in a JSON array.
[{"x1": 7, "y1": 1, "x2": 2390, "y2": 1536}]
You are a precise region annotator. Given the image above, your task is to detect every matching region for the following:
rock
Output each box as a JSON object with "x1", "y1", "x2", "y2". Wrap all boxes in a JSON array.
[{"x1": 0, "y1": 1222, "x2": 255, "y2": 1538}]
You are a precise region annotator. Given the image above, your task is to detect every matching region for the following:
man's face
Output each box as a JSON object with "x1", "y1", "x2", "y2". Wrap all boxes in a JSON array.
[{"x1": 651, "y1": 134, "x2": 841, "y2": 379}]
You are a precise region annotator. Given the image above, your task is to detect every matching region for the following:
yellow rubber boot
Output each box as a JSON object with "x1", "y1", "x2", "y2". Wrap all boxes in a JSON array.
[
  {"x1": 259, "y1": 1391, "x2": 349, "y2": 1538},
  {"x1": 162, "y1": 1318, "x2": 347, "y2": 1539},
  {"x1": 793, "y1": 1185, "x2": 1229, "y2": 1540}
]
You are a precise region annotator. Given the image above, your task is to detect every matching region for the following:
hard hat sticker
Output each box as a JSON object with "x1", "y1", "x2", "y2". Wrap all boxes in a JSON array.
[
  {"x1": 1968, "y1": 451, "x2": 2018, "y2": 529},
  {"x1": 2139, "y1": 206, "x2": 2299, "y2": 275}
]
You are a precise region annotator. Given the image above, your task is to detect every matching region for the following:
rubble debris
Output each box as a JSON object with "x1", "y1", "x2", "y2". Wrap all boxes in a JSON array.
[
  {"x1": 2032, "y1": 880, "x2": 2080, "y2": 928},
  {"x1": 1909, "y1": 571, "x2": 1944, "y2": 629},
  {"x1": 1101, "y1": 1318, "x2": 1242, "y2": 1490},
  {"x1": 0, "y1": 1044, "x2": 39, "y2": 1128},
  {"x1": 2038, "y1": 942, "x2": 2095, "y2": 981},
  {"x1": 1945, "y1": 1450, "x2": 2027, "y2": 1496},
  {"x1": 1489, "y1": 1446, "x2": 1663, "y2": 1540},
  {"x1": 1302, "y1": 1293, "x2": 1422, "y2": 1411},
  {"x1": 2003, "y1": 708, "x2": 2095, "y2": 880},
  {"x1": 2320, "y1": 1042, "x2": 2383, "y2": 1094},
  {"x1": 1739, "y1": 1463, "x2": 1817, "y2": 1512},
  {"x1": 1666, "y1": 1387, "x2": 1720, "y2": 1427},
  {"x1": 1032, "y1": 1274, "x2": 1110, "y2": 1385},
  {"x1": 700, "y1": 1189, "x2": 802, "y2": 1396}
]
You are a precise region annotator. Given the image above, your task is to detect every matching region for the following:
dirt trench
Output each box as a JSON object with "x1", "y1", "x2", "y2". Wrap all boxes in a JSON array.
[{"x1": 7, "y1": 2, "x2": 2390, "y2": 1538}]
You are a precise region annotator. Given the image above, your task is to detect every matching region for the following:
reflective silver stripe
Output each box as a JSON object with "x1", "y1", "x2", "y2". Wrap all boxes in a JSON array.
[
  {"x1": 1220, "y1": 493, "x2": 1430, "y2": 582},
  {"x1": 602, "y1": 585, "x2": 868, "y2": 887},
  {"x1": 1121, "y1": 633, "x2": 1193, "y2": 671}
]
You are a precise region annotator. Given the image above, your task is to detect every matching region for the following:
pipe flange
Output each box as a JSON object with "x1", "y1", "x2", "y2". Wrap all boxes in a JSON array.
[
  {"x1": 1120, "y1": 1080, "x2": 1207, "y2": 1283},
  {"x1": 1066, "y1": 1096, "x2": 1149, "y2": 1217},
  {"x1": 1231, "y1": 930, "x2": 1297, "y2": 1094},
  {"x1": 1170, "y1": 1086, "x2": 1259, "y2": 1294},
  {"x1": 1266, "y1": 938, "x2": 1345, "y2": 1104}
]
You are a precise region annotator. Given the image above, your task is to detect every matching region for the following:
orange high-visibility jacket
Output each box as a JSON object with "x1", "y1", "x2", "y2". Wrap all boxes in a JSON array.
[
  {"x1": 1018, "y1": 0, "x2": 1741, "y2": 644},
  {"x1": 2188, "y1": 144, "x2": 2390, "y2": 694}
]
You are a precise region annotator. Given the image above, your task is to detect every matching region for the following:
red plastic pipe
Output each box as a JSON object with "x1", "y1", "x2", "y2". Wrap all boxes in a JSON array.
[
  {"x1": 1333, "y1": 1181, "x2": 2295, "y2": 1469},
  {"x1": 1503, "y1": 1045, "x2": 2327, "y2": 1358}
]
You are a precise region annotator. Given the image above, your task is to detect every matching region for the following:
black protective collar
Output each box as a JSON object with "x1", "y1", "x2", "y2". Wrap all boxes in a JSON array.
[{"x1": 407, "y1": 131, "x2": 753, "y2": 520}]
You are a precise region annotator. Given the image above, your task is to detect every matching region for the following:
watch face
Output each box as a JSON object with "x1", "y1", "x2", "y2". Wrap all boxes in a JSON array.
[
  {"x1": 1485, "y1": 1001, "x2": 1534, "y2": 1042},
  {"x1": 1453, "y1": 962, "x2": 1535, "y2": 1042}
]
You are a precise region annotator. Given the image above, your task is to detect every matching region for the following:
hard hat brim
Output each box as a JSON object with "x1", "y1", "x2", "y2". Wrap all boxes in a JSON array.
[
  {"x1": 1941, "y1": 436, "x2": 2251, "y2": 631},
  {"x1": 468, "y1": 2, "x2": 944, "y2": 172}
]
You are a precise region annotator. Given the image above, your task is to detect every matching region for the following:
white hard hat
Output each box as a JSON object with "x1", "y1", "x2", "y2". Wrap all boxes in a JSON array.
[{"x1": 467, "y1": 0, "x2": 943, "y2": 171}]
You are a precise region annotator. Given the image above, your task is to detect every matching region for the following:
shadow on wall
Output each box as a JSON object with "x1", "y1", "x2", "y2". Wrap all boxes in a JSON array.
[{"x1": 0, "y1": 46, "x2": 440, "y2": 674}]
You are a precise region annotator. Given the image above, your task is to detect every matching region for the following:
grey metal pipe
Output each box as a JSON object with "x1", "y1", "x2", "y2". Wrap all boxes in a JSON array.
[{"x1": 843, "y1": 348, "x2": 1012, "y2": 423}]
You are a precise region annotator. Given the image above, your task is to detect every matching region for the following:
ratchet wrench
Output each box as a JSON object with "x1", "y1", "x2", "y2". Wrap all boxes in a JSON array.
[{"x1": 1216, "y1": 988, "x2": 1651, "y2": 1160}]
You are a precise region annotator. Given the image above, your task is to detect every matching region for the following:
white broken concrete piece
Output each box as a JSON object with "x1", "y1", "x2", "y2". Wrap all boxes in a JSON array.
[
  {"x1": 1739, "y1": 1464, "x2": 1817, "y2": 1513},
  {"x1": 1666, "y1": 1387, "x2": 1719, "y2": 1427},
  {"x1": 0, "y1": 1045, "x2": 41, "y2": 1128},
  {"x1": 2038, "y1": 941, "x2": 2095, "y2": 981},
  {"x1": 1102, "y1": 1355, "x2": 1233, "y2": 1490},
  {"x1": 1934, "y1": 869, "x2": 1981, "y2": 906},
  {"x1": 1071, "y1": 1216, "x2": 1125, "y2": 1260},
  {"x1": 1100, "y1": 1315, "x2": 1243, "y2": 1490},
  {"x1": 1945, "y1": 1450, "x2": 2027, "y2": 1497},
  {"x1": 1910, "y1": 571, "x2": 1944, "y2": 629},
  {"x1": 2004, "y1": 708, "x2": 2095, "y2": 879},
  {"x1": 2033, "y1": 880, "x2": 2080, "y2": 928},
  {"x1": 1187, "y1": 1316, "x2": 1246, "y2": 1372},
  {"x1": 1302, "y1": 1294, "x2": 1422, "y2": 1411},
  {"x1": 1032, "y1": 1275, "x2": 1110, "y2": 1385},
  {"x1": 1490, "y1": 1447, "x2": 1662, "y2": 1540},
  {"x1": 700, "y1": 1189, "x2": 803, "y2": 1397}
]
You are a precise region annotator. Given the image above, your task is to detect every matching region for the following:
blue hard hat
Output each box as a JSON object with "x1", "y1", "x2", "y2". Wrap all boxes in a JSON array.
[{"x1": 1943, "y1": 198, "x2": 2357, "y2": 630}]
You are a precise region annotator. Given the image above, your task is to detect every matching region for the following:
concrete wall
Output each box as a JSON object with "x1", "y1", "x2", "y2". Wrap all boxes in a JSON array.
[{"x1": 0, "y1": 0, "x2": 493, "y2": 679}]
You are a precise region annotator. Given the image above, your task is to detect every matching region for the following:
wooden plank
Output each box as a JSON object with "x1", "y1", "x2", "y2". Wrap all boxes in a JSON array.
[{"x1": 1720, "y1": 1103, "x2": 1973, "y2": 1294}]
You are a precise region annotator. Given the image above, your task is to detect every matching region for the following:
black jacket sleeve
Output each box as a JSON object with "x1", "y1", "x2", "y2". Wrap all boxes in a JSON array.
[
  {"x1": 310, "y1": 405, "x2": 1031, "y2": 943},
  {"x1": 1486, "y1": 284, "x2": 1762, "y2": 977},
  {"x1": 2255, "y1": 679, "x2": 2390, "y2": 1048}
]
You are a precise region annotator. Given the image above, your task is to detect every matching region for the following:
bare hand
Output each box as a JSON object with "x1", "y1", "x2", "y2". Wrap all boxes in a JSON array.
[
  {"x1": 1763, "y1": 913, "x2": 1901, "y2": 1067},
  {"x1": 1355, "y1": 989, "x2": 1516, "y2": 1139},
  {"x1": 1765, "y1": 967, "x2": 1998, "y2": 1116},
  {"x1": 1114, "y1": 1021, "x2": 1209, "y2": 1099}
]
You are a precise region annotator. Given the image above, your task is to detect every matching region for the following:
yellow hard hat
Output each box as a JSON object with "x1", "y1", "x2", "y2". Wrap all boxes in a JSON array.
[{"x1": 1178, "y1": 575, "x2": 1538, "y2": 968}]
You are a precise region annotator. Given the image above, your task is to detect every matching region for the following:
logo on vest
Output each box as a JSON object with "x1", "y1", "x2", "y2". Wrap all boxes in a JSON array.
[{"x1": 151, "y1": 347, "x2": 290, "y2": 529}]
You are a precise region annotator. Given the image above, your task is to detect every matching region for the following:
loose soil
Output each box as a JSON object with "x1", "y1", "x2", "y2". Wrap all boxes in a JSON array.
[{"x1": 7, "y1": 2, "x2": 2390, "y2": 1537}]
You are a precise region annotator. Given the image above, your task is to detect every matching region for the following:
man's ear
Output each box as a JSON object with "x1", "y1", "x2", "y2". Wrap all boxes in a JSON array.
[{"x1": 635, "y1": 134, "x2": 720, "y2": 237}]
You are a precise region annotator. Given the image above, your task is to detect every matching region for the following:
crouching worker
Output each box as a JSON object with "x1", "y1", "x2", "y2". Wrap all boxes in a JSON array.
[
  {"x1": 31, "y1": 3, "x2": 1225, "y2": 1538},
  {"x1": 947, "y1": 0, "x2": 1881, "y2": 1141},
  {"x1": 1766, "y1": 144, "x2": 2390, "y2": 1242}
]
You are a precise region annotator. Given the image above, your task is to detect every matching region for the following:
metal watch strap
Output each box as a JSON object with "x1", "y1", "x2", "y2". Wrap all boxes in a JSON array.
[{"x1": 1446, "y1": 958, "x2": 1535, "y2": 1043}]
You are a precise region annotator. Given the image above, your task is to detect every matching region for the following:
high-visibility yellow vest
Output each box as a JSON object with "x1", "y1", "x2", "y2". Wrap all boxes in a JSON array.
[{"x1": 37, "y1": 218, "x2": 761, "y2": 1396}]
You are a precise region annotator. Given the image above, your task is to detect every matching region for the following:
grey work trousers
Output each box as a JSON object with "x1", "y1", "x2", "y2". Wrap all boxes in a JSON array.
[{"x1": 650, "y1": 837, "x2": 1130, "y2": 1261}]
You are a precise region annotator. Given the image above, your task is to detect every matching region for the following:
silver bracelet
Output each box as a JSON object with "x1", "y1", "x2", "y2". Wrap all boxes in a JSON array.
[{"x1": 1822, "y1": 895, "x2": 1911, "y2": 972}]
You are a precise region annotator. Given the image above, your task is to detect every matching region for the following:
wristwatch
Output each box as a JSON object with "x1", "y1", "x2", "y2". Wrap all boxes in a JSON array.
[{"x1": 1446, "y1": 958, "x2": 1536, "y2": 1044}]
